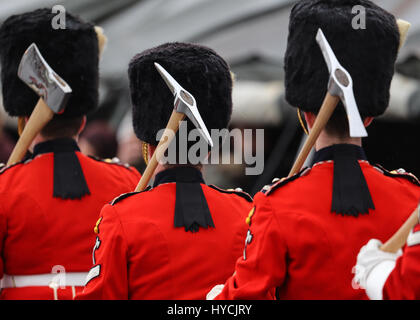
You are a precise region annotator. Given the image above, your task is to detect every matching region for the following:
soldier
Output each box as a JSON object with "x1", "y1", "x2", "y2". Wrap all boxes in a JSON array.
[
  {"x1": 354, "y1": 220, "x2": 420, "y2": 300},
  {"x1": 0, "y1": 9, "x2": 141, "y2": 300},
  {"x1": 76, "y1": 42, "x2": 252, "y2": 300},
  {"x1": 208, "y1": 0, "x2": 420, "y2": 300}
]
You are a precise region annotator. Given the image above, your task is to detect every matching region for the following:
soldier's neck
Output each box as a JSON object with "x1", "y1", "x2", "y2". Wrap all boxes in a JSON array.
[
  {"x1": 29, "y1": 134, "x2": 79, "y2": 153},
  {"x1": 314, "y1": 130, "x2": 362, "y2": 151}
]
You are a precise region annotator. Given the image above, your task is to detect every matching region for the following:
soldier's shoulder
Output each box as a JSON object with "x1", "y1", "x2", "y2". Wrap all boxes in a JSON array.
[
  {"x1": 88, "y1": 155, "x2": 135, "y2": 172},
  {"x1": 110, "y1": 186, "x2": 152, "y2": 206},
  {"x1": 260, "y1": 167, "x2": 311, "y2": 196},
  {"x1": 373, "y1": 164, "x2": 420, "y2": 187},
  {"x1": 0, "y1": 158, "x2": 33, "y2": 176},
  {"x1": 207, "y1": 185, "x2": 253, "y2": 202}
]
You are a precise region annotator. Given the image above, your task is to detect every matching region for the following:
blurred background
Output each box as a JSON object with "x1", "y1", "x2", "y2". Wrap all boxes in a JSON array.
[{"x1": 1, "y1": 0, "x2": 420, "y2": 195}]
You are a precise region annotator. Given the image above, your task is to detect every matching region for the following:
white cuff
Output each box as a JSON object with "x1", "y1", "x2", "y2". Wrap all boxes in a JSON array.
[
  {"x1": 206, "y1": 284, "x2": 224, "y2": 300},
  {"x1": 365, "y1": 260, "x2": 396, "y2": 300}
]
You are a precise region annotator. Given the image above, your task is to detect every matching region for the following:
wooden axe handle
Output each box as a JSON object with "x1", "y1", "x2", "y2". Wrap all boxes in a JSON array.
[
  {"x1": 381, "y1": 206, "x2": 419, "y2": 253},
  {"x1": 288, "y1": 93, "x2": 340, "y2": 177},
  {"x1": 7, "y1": 99, "x2": 54, "y2": 166},
  {"x1": 135, "y1": 110, "x2": 186, "y2": 192}
]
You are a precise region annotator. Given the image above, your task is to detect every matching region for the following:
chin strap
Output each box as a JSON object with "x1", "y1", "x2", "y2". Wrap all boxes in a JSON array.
[{"x1": 18, "y1": 117, "x2": 26, "y2": 136}]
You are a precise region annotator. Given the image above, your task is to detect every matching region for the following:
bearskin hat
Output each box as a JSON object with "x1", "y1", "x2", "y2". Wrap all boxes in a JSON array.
[
  {"x1": 284, "y1": 0, "x2": 400, "y2": 117},
  {"x1": 128, "y1": 42, "x2": 233, "y2": 146},
  {"x1": 0, "y1": 8, "x2": 99, "y2": 118}
]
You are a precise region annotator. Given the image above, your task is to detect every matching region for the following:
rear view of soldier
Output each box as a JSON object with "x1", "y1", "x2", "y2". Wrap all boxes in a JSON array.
[
  {"x1": 0, "y1": 9, "x2": 141, "y2": 300},
  {"x1": 76, "y1": 42, "x2": 252, "y2": 299},
  {"x1": 211, "y1": 0, "x2": 420, "y2": 300}
]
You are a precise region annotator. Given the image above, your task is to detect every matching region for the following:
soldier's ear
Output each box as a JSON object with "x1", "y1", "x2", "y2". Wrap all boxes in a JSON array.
[
  {"x1": 78, "y1": 116, "x2": 87, "y2": 135},
  {"x1": 303, "y1": 112, "x2": 316, "y2": 130},
  {"x1": 94, "y1": 26, "x2": 108, "y2": 58},
  {"x1": 363, "y1": 117, "x2": 373, "y2": 128}
]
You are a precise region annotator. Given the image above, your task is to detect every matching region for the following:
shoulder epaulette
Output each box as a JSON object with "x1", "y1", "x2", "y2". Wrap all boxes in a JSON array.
[
  {"x1": 374, "y1": 164, "x2": 420, "y2": 186},
  {"x1": 110, "y1": 186, "x2": 152, "y2": 205},
  {"x1": 261, "y1": 167, "x2": 311, "y2": 196},
  {"x1": 208, "y1": 185, "x2": 253, "y2": 202},
  {"x1": 88, "y1": 156, "x2": 133, "y2": 171},
  {"x1": 0, "y1": 159, "x2": 31, "y2": 175}
]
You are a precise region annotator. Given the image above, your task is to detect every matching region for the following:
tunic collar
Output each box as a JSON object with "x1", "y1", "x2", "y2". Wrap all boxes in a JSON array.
[
  {"x1": 33, "y1": 138, "x2": 80, "y2": 157},
  {"x1": 153, "y1": 166, "x2": 205, "y2": 186},
  {"x1": 311, "y1": 144, "x2": 367, "y2": 166}
]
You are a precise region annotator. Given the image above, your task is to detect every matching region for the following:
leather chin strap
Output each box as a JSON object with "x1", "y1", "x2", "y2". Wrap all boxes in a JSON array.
[
  {"x1": 297, "y1": 108, "x2": 309, "y2": 135},
  {"x1": 18, "y1": 117, "x2": 26, "y2": 136}
]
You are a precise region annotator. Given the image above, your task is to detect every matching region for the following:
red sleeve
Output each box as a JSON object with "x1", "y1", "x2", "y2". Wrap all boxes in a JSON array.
[
  {"x1": 75, "y1": 204, "x2": 129, "y2": 300},
  {"x1": 0, "y1": 200, "x2": 5, "y2": 280},
  {"x1": 383, "y1": 224, "x2": 420, "y2": 300},
  {"x1": 215, "y1": 197, "x2": 287, "y2": 300}
]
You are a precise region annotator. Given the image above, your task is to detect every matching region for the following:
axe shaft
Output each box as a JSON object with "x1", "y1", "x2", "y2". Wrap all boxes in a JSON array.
[
  {"x1": 7, "y1": 99, "x2": 54, "y2": 166},
  {"x1": 381, "y1": 206, "x2": 419, "y2": 253},
  {"x1": 135, "y1": 110, "x2": 186, "y2": 192},
  {"x1": 288, "y1": 93, "x2": 340, "y2": 177}
]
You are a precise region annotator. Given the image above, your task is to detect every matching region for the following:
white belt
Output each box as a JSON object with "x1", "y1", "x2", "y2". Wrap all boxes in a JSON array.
[{"x1": 1, "y1": 272, "x2": 88, "y2": 289}]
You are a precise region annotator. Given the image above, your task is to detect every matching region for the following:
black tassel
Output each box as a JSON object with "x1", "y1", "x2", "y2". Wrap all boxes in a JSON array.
[
  {"x1": 331, "y1": 145, "x2": 374, "y2": 216},
  {"x1": 53, "y1": 151, "x2": 90, "y2": 199},
  {"x1": 175, "y1": 181, "x2": 214, "y2": 233},
  {"x1": 33, "y1": 138, "x2": 90, "y2": 200},
  {"x1": 153, "y1": 166, "x2": 214, "y2": 233}
]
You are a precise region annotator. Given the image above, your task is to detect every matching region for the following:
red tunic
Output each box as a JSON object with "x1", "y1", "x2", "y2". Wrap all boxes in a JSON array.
[
  {"x1": 216, "y1": 159, "x2": 420, "y2": 300},
  {"x1": 76, "y1": 167, "x2": 252, "y2": 300},
  {"x1": 382, "y1": 224, "x2": 420, "y2": 300},
  {"x1": 0, "y1": 140, "x2": 141, "y2": 300}
]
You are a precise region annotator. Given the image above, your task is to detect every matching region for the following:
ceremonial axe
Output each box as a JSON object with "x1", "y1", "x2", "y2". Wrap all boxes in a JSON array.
[
  {"x1": 7, "y1": 43, "x2": 72, "y2": 166},
  {"x1": 288, "y1": 29, "x2": 367, "y2": 177},
  {"x1": 134, "y1": 63, "x2": 213, "y2": 191}
]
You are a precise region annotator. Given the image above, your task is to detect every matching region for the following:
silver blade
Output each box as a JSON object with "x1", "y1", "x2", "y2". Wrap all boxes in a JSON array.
[
  {"x1": 341, "y1": 86, "x2": 368, "y2": 137},
  {"x1": 182, "y1": 99, "x2": 214, "y2": 148},
  {"x1": 154, "y1": 62, "x2": 181, "y2": 96},
  {"x1": 316, "y1": 28, "x2": 368, "y2": 138},
  {"x1": 316, "y1": 29, "x2": 340, "y2": 74},
  {"x1": 17, "y1": 43, "x2": 72, "y2": 114},
  {"x1": 155, "y1": 62, "x2": 214, "y2": 147}
]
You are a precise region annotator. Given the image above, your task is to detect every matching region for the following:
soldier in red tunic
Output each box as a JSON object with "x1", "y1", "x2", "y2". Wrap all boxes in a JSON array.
[
  {"x1": 76, "y1": 42, "x2": 252, "y2": 300},
  {"x1": 0, "y1": 9, "x2": 141, "y2": 300},
  {"x1": 208, "y1": 0, "x2": 420, "y2": 300},
  {"x1": 354, "y1": 220, "x2": 420, "y2": 300}
]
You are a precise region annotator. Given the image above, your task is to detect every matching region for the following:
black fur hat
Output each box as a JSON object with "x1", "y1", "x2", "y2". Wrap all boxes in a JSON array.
[
  {"x1": 284, "y1": 0, "x2": 400, "y2": 117},
  {"x1": 128, "y1": 42, "x2": 233, "y2": 145},
  {"x1": 0, "y1": 8, "x2": 99, "y2": 118}
]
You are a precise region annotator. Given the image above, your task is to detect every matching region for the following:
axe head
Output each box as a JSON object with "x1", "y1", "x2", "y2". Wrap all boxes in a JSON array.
[
  {"x1": 17, "y1": 43, "x2": 72, "y2": 114},
  {"x1": 154, "y1": 62, "x2": 213, "y2": 147},
  {"x1": 316, "y1": 29, "x2": 368, "y2": 138}
]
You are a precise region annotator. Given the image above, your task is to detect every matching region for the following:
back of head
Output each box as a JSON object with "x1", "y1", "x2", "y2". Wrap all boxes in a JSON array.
[
  {"x1": 0, "y1": 8, "x2": 99, "y2": 120},
  {"x1": 128, "y1": 42, "x2": 233, "y2": 150},
  {"x1": 284, "y1": 0, "x2": 400, "y2": 125}
]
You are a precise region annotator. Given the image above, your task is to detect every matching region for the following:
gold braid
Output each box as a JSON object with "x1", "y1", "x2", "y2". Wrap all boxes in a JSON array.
[
  {"x1": 142, "y1": 142, "x2": 149, "y2": 165},
  {"x1": 297, "y1": 108, "x2": 309, "y2": 135}
]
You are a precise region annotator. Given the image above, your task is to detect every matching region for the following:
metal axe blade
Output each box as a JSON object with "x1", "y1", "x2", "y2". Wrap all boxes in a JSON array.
[
  {"x1": 316, "y1": 29, "x2": 367, "y2": 138},
  {"x1": 154, "y1": 62, "x2": 213, "y2": 147},
  {"x1": 7, "y1": 43, "x2": 73, "y2": 166},
  {"x1": 17, "y1": 43, "x2": 72, "y2": 114}
]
